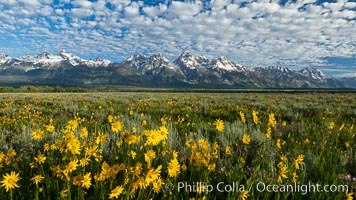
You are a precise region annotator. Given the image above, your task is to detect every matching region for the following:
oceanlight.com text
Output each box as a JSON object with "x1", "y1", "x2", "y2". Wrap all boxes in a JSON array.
[
  {"x1": 170, "y1": 182, "x2": 349, "y2": 195},
  {"x1": 255, "y1": 182, "x2": 349, "y2": 195}
]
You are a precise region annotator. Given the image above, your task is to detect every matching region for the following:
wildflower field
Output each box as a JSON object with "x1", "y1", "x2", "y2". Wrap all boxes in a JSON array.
[{"x1": 0, "y1": 92, "x2": 355, "y2": 200}]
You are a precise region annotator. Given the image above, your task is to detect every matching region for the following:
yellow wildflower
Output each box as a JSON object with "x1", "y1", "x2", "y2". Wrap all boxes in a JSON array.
[
  {"x1": 79, "y1": 157, "x2": 90, "y2": 167},
  {"x1": 152, "y1": 178, "x2": 164, "y2": 193},
  {"x1": 265, "y1": 126, "x2": 272, "y2": 138},
  {"x1": 81, "y1": 172, "x2": 91, "y2": 189},
  {"x1": 46, "y1": 124, "x2": 55, "y2": 132},
  {"x1": 43, "y1": 143, "x2": 50, "y2": 151},
  {"x1": 67, "y1": 137, "x2": 81, "y2": 155},
  {"x1": 268, "y1": 113, "x2": 277, "y2": 128},
  {"x1": 292, "y1": 172, "x2": 298, "y2": 183},
  {"x1": 198, "y1": 139, "x2": 209, "y2": 154},
  {"x1": 346, "y1": 191, "x2": 354, "y2": 200},
  {"x1": 144, "y1": 150, "x2": 156, "y2": 166},
  {"x1": 252, "y1": 111, "x2": 259, "y2": 125},
  {"x1": 159, "y1": 126, "x2": 169, "y2": 139},
  {"x1": 1, "y1": 171, "x2": 21, "y2": 192},
  {"x1": 73, "y1": 175, "x2": 83, "y2": 186},
  {"x1": 142, "y1": 120, "x2": 147, "y2": 126},
  {"x1": 225, "y1": 146, "x2": 231, "y2": 156},
  {"x1": 239, "y1": 111, "x2": 246, "y2": 124},
  {"x1": 181, "y1": 164, "x2": 187, "y2": 171},
  {"x1": 34, "y1": 153, "x2": 46, "y2": 164},
  {"x1": 168, "y1": 151, "x2": 180, "y2": 178},
  {"x1": 282, "y1": 121, "x2": 287, "y2": 126},
  {"x1": 129, "y1": 151, "x2": 137, "y2": 159},
  {"x1": 145, "y1": 165, "x2": 162, "y2": 186},
  {"x1": 96, "y1": 132, "x2": 107, "y2": 145},
  {"x1": 0, "y1": 152, "x2": 5, "y2": 162},
  {"x1": 345, "y1": 142, "x2": 351, "y2": 148},
  {"x1": 329, "y1": 121, "x2": 335, "y2": 129},
  {"x1": 280, "y1": 154, "x2": 287, "y2": 163},
  {"x1": 109, "y1": 185, "x2": 124, "y2": 199},
  {"x1": 276, "y1": 139, "x2": 282, "y2": 149},
  {"x1": 79, "y1": 127, "x2": 88, "y2": 138},
  {"x1": 242, "y1": 134, "x2": 251, "y2": 145},
  {"x1": 214, "y1": 119, "x2": 224, "y2": 132},
  {"x1": 293, "y1": 154, "x2": 305, "y2": 170},
  {"x1": 31, "y1": 175, "x2": 44, "y2": 185},
  {"x1": 32, "y1": 129, "x2": 44, "y2": 140},
  {"x1": 107, "y1": 115, "x2": 113, "y2": 123},
  {"x1": 112, "y1": 121, "x2": 123, "y2": 133},
  {"x1": 7, "y1": 149, "x2": 16, "y2": 157},
  {"x1": 277, "y1": 164, "x2": 288, "y2": 183},
  {"x1": 64, "y1": 159, "x2": 79, "y2": 175},
  {"x1": 238, "y1": 190, "x2": 249, "y2": 200},
  {"x1": 208, "y1": 163, "x2": 216, "y2": 172}
]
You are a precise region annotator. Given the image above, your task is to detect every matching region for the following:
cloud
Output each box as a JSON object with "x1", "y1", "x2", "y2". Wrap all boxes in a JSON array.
[
  {"x1": 0, "y1": 0, "x2": 355, "y2": 77},
  {"x1": 164, "y1": 1, "x2": 203, "y2": 20},
  {"x1": 124, "y1": 2, "x2": 141, "y2": 17},
  {"x1": 18, "y1": 0, "x2": 41, "y2": 7},
  {"x1": 143, "y1": 4, "x2": 167, "y2": 17},
  {"x1": 39, "y1": 5, "x2": 53, "y2": 16},
  {"x1": 72, "y1": 0, "x2": 93, "y2": 8},
  {"x1": 335, "y1": 72, "x2": 356, "y2": 78},
  {"x1": 68, "y1": 8, "x2": 93, "y2": 18},
  {"x1": 0, "y1": 0, "x2": 17, "y2": 6}
]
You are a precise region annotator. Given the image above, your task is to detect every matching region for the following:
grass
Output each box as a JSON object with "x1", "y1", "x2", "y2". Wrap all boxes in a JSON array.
[{"x1": 0, "y1": 92, "x2": 354, "y2": 200}]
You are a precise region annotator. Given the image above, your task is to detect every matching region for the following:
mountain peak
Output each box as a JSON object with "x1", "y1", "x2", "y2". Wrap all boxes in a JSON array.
[
  {"x1": 1, "y1": 51, "x2": 352, "y2": 88},
  {"x1": 217, "y1": 56, "x2": 227, "y2": 60},
  {"x1": 174, "y1": 51, "x2": 209, "y2": 70},
  {"x1": 209, "y1": 56, "x2": 246, "y2": 72},
  {"x1": 0, "y1": 53, "x2": 10, "y2": 58},
  {"x1": 267, "y1": 66, "x2": 292, "y2": 73},
  {"x1": 36, "y1": 52, "x2": 51, "y2": 58},
  {"x1": 122, "y1": 53, "x2": 174, "y2": 71},
  {"x1": 179, "y1": 51, "x2": 193, "y2": 57},
  {"x1": 300, "y1": 67, "x2": 328, "y2": 80},
  {"x1": 58, "y1": 50, "x2": 79, "y2": 59},
  {"x1": 126, "y1": 54, "x2": 147, "y2": 62},
  {"x1": 0, "y1": 54, "x2": 11, "y2": 65}
]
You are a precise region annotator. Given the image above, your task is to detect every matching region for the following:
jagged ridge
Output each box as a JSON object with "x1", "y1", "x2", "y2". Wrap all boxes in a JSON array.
[{"x1": 0, "y1": 51, "x2": 353, "y2": 88}]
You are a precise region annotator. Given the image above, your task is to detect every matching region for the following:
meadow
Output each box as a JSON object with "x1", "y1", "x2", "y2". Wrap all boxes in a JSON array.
[{"x1": 0, "y1": 92, "x2": 354, "y2": 200}]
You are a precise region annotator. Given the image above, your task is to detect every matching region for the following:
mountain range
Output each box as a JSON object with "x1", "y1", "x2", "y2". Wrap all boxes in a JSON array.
[{"x1": 0, "y1": 51, "x2": 355, "y2": 88}]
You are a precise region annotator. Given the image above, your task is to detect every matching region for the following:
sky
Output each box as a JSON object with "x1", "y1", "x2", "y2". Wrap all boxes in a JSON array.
[{"x1": 0, "y1": 0, "x2": 355, "y2": 77}]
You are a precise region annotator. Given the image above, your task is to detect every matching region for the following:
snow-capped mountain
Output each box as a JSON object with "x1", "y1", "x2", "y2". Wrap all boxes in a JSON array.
[
  {"x1": 173, "y1": 52, "x2": 210, "y2": 70},
  {"x1": 86, "y1": 57, "x2": 112, "y2": 68},
  {"x1": 300, "y1": 67, "x2": 328, "y2": 80},
  {"x1": 172, "y1": 52, "x2": 247, "y2": 73},
  {"x1": 120, "y1": 52, "x2": 340, "y2": 87},
  {"x1": 0, "y1": 54, "x2": 12, "y2": 65},
  {"x1": 209, "y1": 56, "x2": 247, "y2": 72},
  {"x1": 0, "y1": 51, "x2": 352, "y2": 88},
  {"x1": 170, "y1": 52, "x2": 250, "y2": 84},
  {"x1": 122, "y1": 54, "x2": 174, "y2": 72},
  {"x1": 0, "y1": 51, "x2": 112, "y2": 71}
]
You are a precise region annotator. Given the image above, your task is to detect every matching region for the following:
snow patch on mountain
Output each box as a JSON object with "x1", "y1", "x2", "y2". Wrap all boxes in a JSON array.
[
  {"x1": 209, "y1": 56, "x2": 247, "y2": 72},
  {"x1": 299, "y1": 67, "x2": 328, "y2": 80},
  {"x1": 174, "y1": 52, "x2": 210, "y2": 69},
  {"x1": 0, "y1": 51, "x2": 332, "y2": 85},
  {"x1": 0, "y1": 51, "x2": 112, "y2": 70},
  {"x1": 0, "y1": 54, "x2": 11, "y2": 65},
  {"x1": 122, "y1": 54, "x2": 174, "y2": 72}
]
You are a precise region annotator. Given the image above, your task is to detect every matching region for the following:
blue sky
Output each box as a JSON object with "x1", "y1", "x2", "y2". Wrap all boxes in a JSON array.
[{"x1": 0, "y1": 0, "x2": 355, "y2": 77}]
